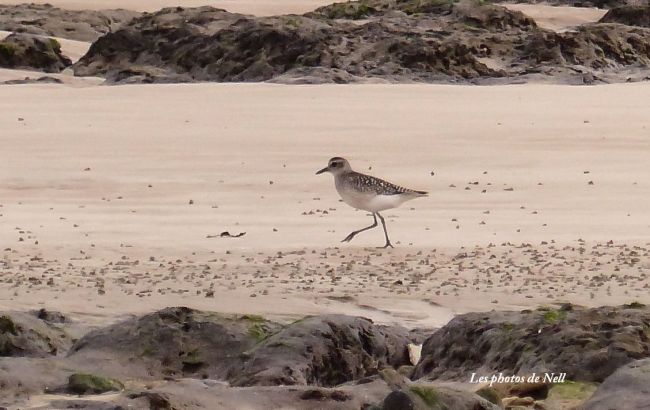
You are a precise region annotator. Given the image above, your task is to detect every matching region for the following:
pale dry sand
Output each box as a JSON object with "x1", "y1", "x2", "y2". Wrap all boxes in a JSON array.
[
  {"x1": 1, "y1": 82, "x2": 649, "y2": 328},
  {"x1": 503, "y1": 3, "x2": 607, "y2": 32},
  {"x1": 0, "y1": 0, "x2": 648, "y2": 329}
]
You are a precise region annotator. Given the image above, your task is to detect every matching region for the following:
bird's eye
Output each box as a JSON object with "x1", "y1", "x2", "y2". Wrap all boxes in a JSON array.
[{"x1": 331, "y1": 162, "x2": 340, "y2": 168}]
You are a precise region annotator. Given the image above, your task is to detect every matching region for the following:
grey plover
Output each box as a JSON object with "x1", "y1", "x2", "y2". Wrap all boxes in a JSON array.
[{"x1": 316, "y1": 157, "x2": 427, "y2": 248}]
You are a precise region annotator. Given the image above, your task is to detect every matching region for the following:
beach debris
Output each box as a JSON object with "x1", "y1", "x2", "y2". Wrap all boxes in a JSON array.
[
  {"x1": 408, "y1": 343, "x2": 422, "y2": 365},
  {"x1": 207, "y1": 231, "x2": 246, "y2": 238}
]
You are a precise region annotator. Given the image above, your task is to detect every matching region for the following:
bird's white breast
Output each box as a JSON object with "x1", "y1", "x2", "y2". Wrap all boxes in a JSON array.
[{"x1": 336, "y1": 186, "x2": 408, "y2": 212}]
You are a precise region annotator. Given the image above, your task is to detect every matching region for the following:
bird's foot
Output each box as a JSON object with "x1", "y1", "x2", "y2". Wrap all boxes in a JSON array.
[
  {"x1": 341, "y1": 232, "x2": 357, "y2": 243},
  {"x1": 379, "y1": 242, "x2": 394, "y2": 249}
]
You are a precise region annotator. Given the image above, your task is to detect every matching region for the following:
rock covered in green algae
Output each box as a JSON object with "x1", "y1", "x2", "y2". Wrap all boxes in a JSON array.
[{"x1": 67, "y1": 373, "x2": 125, "y2": 394}]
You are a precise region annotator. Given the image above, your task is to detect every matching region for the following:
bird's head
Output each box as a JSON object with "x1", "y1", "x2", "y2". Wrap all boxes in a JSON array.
[{"x1": 316, "y1": 157, "x2": 351, "y2": 176}]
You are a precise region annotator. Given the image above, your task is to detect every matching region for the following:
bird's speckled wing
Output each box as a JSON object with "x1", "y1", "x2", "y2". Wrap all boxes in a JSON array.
[{"x1": 342, "y1": 172, "x2": 427, "y2": 196}]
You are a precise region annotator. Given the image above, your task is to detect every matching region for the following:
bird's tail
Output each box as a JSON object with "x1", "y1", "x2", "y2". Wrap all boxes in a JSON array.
[{"x1": 411, "y1": 190, "x2": 428, "y2": 197}]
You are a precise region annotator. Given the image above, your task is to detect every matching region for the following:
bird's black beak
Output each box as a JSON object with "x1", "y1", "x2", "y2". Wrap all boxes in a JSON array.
[{"x1": 316, "y1": 167, "x2": 328, "y2": 175}]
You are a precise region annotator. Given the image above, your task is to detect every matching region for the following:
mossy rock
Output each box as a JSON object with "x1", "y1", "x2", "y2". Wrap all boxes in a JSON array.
[
  {"x1": 409, "y1": 385, "x2": 439, "y2": 407},
  {"x1": 476, "y1": 386, "x2": 502, "y2": 406},
  {"x1": 0, "y1": 42, "x2": 17, "y2": 59},
  {"x1": 400, "y1": 0, "x2": 456, "y2": 15},
  {"x1": 67, "y1": 373, "x2": 124, "y2": 394},
  {"x1": 548, "y1": 380, "x2": 597, "y2": 401},
  {"x1": 68, "y1": 307, "x2": 284, "y2": 379},
  {"x1": 48, "y1": 38, "x2": 62, "y2": 52},
  {"x1": 241, "y1": 314, "x2": 276, "y2": 342},
  {"x1": 542, "y1": 309, "x2": 567, "y2": 324},
  {"x1": 398, "y1": 365, "x2": 415, "y2": 377},
  {"x1": 624, "y1": 301, "x2": 646, "y2": 309},
  {"x1": 0, "y1": 315, "x2": 18, "y2": 335},
  {"x1": 313, "y1": 1, "x2": 378, "y2": 19},
  {"x1": 241, "y1": 314, "x2": 265, "y2": 323},
  {"x1": 0, "y1": 33, "x2": 71, "y2": 72}
]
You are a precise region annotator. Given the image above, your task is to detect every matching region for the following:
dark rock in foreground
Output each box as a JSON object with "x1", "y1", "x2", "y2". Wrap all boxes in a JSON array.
[
  {"x1": 0, "y1": 3, "x2": 140, "y2": 42},
  {"x1": 413, "y1": 304, "x2": 650, "y2": 383},
  {"x1": 6, "y1": 304, "x2": 650, "y2": 408},
  {"x1": 582, "y1": 358, "x2": 650, "y2": 409},
  {"x1": 600, "y1": 5, "x2": 650, "y2": 27},
  {"x1": 231, "y1": 314, "x2": 417, "y2": 386},
  {"x1": 72, "y1": 1, "x2": 650, "y2": 85},
  {"x1": 0, "y1": 33, "x2": 71, "y2": 73},
  {"x1": 0, "y1": 310, "x2": 71, "y2": 357},
  {"x1": 67, "y1": 373, "x2": 124, "y2": 395},
  {"x1": 68, "y1": 307, "x2": 419, "y2": 386},
  {"x1": 67, "y1": 306, "x2": 282, "y2": 379},
  {"x1": 380, "y1": 368, "x2": 500, "y2": 410}
]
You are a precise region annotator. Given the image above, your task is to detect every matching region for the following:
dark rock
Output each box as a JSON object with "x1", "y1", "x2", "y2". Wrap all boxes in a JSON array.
[
  {"x1": 412, "y1": 305, "x2": 650, "y2": 383},
  {"x1": 600, "y1": 5, "x2": 650, "y2": 27},
  {"x1": 306, "y1": 0, "x2": 456, "y2": 19},
  {"x1": 229, "y1": 314, "x2": 416, "y2": 387},
  {"x1": 497, "y1": 0, "x2": 646, "y2": 8},
  {"x1": 0, "y1": 311, "x2": 71, "y2": 357},
  {"x1": 2, "y1": 75, "x2": 63, "y2": 85},
  {"x1": 522, "y1": 23, "x2": 650, "y2": 71},
  {"x1": 124, "y1": 377, "x2": 392, "y2": 410},
  {"x1": 582, "y1": 358, "x2": 650, "y2": 409},
  {"x1": 46, "y1": 401, "x2": 128, "y2": 410},
  {"x1": 67, "y1": 307, "x2": 282, "y2": 379},
  {"x1": 0, "y1": 33, "x2": 71, "y2": 72},
  {"x1": 35, "y1": 308, "x2": 67, "y2": 323},
  {"x1": 383, "y1": 384, "x2": 500, "y2": 410},
  {"x1": 67, "y1": 373, "x2": 124, "y2": 394},
  {"x1": 0, "y1": 3, "x2": 140, "y2": 42},
  {"x1": 475, "y1": 386, "x2": 503, "y2": 406},
  {"x1": 72, "y1": 7, "x2": 250, "y2": 81},
  {"x1": 73, "y1": 1, "x2": 650, "y2": 85},
  {"x1": 410, "y1": 384, "x2": 500, "y2": 410},
  {"x1": 72, "y1": 1, "x2": 650, "y2": 85},
  {"x1": 299, "y1": 388, "x2": 352, "y2": 401},
  {"x1": 383, "y1": 390, "x2": 415, "y2": 410},
  {"x1": 127, "y1": 391, "x2": 175, "y2": 410},
  {"x1": 493, "y1": 381, "x2": 549, "y2": 400},
  {"x1": 380, "y1": 369, "x2": 500, "y2": 410}
]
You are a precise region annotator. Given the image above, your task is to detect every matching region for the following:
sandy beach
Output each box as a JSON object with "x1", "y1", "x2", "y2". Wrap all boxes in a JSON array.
[
  {"x1": 2, "y1": 0, "x2": 650, "y2": 408},
  {"x1": 2, "y1": 81, "x2": 649, "y2": 329}
]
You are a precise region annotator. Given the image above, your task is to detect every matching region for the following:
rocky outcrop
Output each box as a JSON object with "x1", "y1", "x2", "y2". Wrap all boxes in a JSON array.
[
  {"x1": 0, "y1": 311, "x2": 71, "y2": 357},
  {"x1": 0, "y1": 3, "x2": 140, "y2": 42},
  {"x1": 0, "y1": 33, "x2": 72, "y2": 72},
  {"x1": 582, "y1": 358, "x2": 650, "y2": 409},
  {"x1": 67, "y1": 307, "x2": 282, "y2": 379},
  {"x1": 498, "y1": 0, "x2": 647, "y2": 8},
  {"x1": 66, "y1": 373, "x2": 125, "y2": 395},
  {"x1": 1, "y1": 76, "x2": 63, "y2": 85},
  {"x1": 600, "y1": 5, "x2": 650, "y2": 27},
  {"x1": 67, "y1": 308, "x2": 418, "y2": 385},
  {"x1": 380, "y1": 368, "x2": 500, "y2": 410},
  {"x1": 412, "y1": 304, "x2": 650, "y2": 383},
  {"x1": 230, "y1": 314, "x2": 417, "y2": 386},
  {"x1": 5, "y1": 305, "x2": 650, "y2": 408},
  {"x1": 72, "y1": 1, "x2": 650, "y2": 85}
]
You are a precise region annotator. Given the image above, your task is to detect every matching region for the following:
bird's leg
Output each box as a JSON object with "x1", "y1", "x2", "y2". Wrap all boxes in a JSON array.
[
  {"x1": 341, "y1": 213, "x2": 378, "y2": 243},
  {"x1": 376, "y1": 212, "x2": 394, "y2": 248}
]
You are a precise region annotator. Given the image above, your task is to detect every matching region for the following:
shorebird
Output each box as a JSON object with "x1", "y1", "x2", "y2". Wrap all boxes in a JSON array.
[{"x1": 316, "y1": 157, "x2": 427, "y2": 248}]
